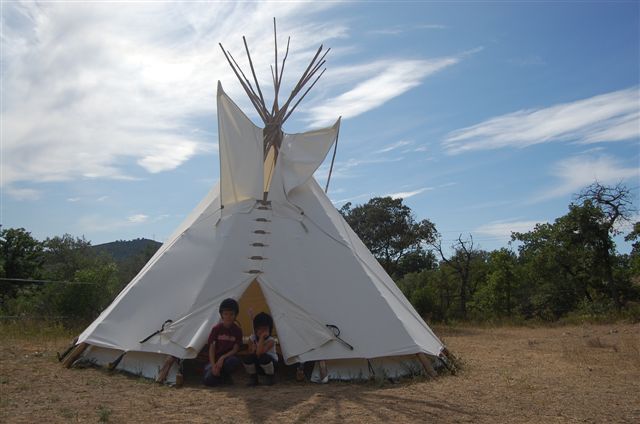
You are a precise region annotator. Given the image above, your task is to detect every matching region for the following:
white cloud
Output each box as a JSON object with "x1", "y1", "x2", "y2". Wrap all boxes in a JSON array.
[
  {"x1": 475, "y1": 219, "x2": 547, "y2": 238},
  {"x1": 386, "y1": 187, "x2": 432, "y2": 199},
  {"x1": 438, "y1": 182, "x2": 458, "y2": 188},
  {"x1": 368, "y1": 23, "x2": 447, "y2": 35},
  {"x1": 443, "y1": 87, "x2": 640, "y2": 154},
  {"x1": 1, "y1": 2, "x2": 346, "y2": 186},
  {"x1": 532, "y1": 155, "x2": 639, "y2": 202},
  {"x1": 136, "y1": 140, "x2": 201, "y2": 173},
  {"x1": 307, "y1": 55, "x2": 464, "y2": 127},
  {"x1": 375, "y1": 140, "x2": 412, "y2": 153},
  {"x1": 79, "y1": 212, "x2": 155, "y2": 232},
  {"x1": 331, "y1": 193, "x2": 372, "y2": 205},
  {"x1": 127, "y1": 214, "x2": 149, "y2": 224},
  {"x1": 5, "y1": 187, "x2": 41, "y2": 201},
  {"x1": 67, "y1": 197, "x2": 80, "y2": 202}
]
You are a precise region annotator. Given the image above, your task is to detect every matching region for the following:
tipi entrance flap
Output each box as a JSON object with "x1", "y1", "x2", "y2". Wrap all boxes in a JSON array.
[
  {"x1": 257, "y1": 276, "x2": 335, "y2": 363},
  {"x1": 218, "y1": 82, "x2": 264, "y2": 205},
  {"x1": 163, "y1": 276, "x2": 255, "y2": 351}
]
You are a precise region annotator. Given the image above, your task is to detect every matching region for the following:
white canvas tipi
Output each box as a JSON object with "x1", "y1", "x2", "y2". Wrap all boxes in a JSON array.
[{"x1": 63, "y1": 29, "x2": 448, "y2": 383}]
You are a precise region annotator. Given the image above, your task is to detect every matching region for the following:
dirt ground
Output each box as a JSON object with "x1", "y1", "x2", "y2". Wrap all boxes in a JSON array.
[{"x1": 1, "y1": 323, "x2": 638, "y2": 423}]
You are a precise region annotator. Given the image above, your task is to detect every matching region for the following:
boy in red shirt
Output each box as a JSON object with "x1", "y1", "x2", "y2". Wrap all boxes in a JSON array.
[{"x1": 203, "y1": 298, "x2": 243, "y2": 386}]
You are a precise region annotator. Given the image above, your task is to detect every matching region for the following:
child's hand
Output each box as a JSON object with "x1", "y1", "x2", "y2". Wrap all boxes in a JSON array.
[
  {"x1": 212, "y1": 363, "x2": 221, "y2": 376},
  {"x1": 213, "y1": 358, "x2": 224, "y2": 375}
]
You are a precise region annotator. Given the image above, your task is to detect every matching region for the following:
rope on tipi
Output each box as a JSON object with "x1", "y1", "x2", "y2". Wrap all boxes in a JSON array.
[{"x1": 324, "y1": 121, "x2": 341, "y2": 193}]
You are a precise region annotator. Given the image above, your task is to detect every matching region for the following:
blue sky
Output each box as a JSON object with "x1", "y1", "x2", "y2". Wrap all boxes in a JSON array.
[{"x1": 2, "y1": 1, "x2": 639, "y2": 253}]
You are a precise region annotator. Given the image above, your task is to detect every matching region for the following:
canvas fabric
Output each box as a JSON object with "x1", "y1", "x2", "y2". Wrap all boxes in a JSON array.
[{"x1": 77, "y1": 83, "x2": 444, "y2": 379}]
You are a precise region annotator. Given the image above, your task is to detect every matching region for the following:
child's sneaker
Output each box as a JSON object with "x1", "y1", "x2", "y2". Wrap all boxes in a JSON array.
[{"x1": 247, "y1": 374, "x2": 259, "y2": 386}]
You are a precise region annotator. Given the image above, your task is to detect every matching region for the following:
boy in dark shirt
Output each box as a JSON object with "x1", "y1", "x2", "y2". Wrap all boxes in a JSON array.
[{"x1": 203, "y1": 298, "x2": 243, "y2": 386}]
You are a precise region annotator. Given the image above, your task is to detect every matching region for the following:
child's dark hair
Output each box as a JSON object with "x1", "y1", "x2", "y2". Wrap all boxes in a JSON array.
[
  {"x1": 253, "y1": 312, "x2": 273, "y2": 336},
  {"x1": 219, "y1": 298, "x2": 239, "y2": 316}
]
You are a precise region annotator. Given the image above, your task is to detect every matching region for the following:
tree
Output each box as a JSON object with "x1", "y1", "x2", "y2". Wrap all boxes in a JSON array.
[
  {"x1": 625, "y1": 221, "x2": 640, "y2": 255},
  {"x1": 575, "y1": 182, "x2": 637, "y2": 308},
  {"x1": 40, "y1": 234, "x2": 94, "y2": 281},
  {"x1": 0, "y1": 227, "x2": 44, "y2": 279},
  {"x1": 397, "y1": 267, "x2": 457, "y2": 322},
  {"x1": 0, "y1": 227, "x2": 44, "y2": 301},
  {"x1": 472, "y1": 248, "x2": 521, "y2": 319},
  {"x1": 339, "y1": 197, "x2": 437, "y2": 278},
  {"x1": 1, "y1": 231, "x2": 121, "y2": 323},
  {"x1": 513, "y1": 207, "x2": 609, "y2": 319},
  {"x1": 512, "y1": 185, "x2": 639, "y2": 318},
  {"x1": 430, "y1": 234, "x2": 481, "y2": 319}
]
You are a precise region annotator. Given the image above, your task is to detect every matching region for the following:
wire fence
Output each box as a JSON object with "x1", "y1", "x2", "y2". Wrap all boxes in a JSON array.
[{"x1": 0, "y1": 278, "x2": 96, "y2": 286}]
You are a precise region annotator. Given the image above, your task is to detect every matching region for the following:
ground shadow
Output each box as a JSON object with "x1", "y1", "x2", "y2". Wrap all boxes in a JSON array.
[{"x1": 178, "y1": 359, "x2": 477, "y2": 423}]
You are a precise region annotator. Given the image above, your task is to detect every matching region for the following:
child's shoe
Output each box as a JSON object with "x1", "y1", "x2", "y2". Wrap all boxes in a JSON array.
[{"x1": 263, "y1": 374, "x2": 275, "y2": 386}]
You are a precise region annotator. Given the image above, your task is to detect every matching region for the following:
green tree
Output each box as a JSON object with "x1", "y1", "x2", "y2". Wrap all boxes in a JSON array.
[
  {"x1": 0, "y1": 227, "x2": 44, "y2": 302},
  {"x1": 398, "y1": 267, "x2": 456, "y2": 322},
  {"x1": 624, "y1": 221, "x2": 640, "y2": 281},
  {"x1": 40, "y1": 234, "x2": 93, "y2": 281},
  {"x1": 0, "y1": 227, "x2": 44, "y2": 279},
  {"x1": 512, "y1": 187, "x2": 638, "y2": 318},
  {"x1": 513, "y1": 210, "x2": 602, "y2": 319},
  {"x1": 575, "y1": 182, "x2": 637, "y2": 308},
  {"x1": 471, "y1": 248, "x2": 521, "y2": 319},
  {"x1": 1, "y1": 232, "x2": 120, "y2": 323},
  {"x1": 431, "y1": 235, "x2": 482, "y2": 319},
  {"x1": 340, "y1": 197, "x2": 437, "y2": 278}
]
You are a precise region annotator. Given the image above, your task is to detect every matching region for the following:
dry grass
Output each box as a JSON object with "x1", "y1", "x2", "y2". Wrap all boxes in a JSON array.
[{"x1": 1, "y1": 322, "x2": 638, "y2": 423}]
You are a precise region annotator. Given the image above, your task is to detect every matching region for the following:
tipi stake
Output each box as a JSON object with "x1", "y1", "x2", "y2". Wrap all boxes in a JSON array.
[
  {"x1": 416, "y1": 353, "x2": 438, "y2": 378},
  {"x1": 61, "y1": 343, "x2": 88, "y2": 368},
  {"x1": 156, "y1": 355, "x2": 177, "y2": 384},
  {"x1": 318, "y1": 360, "x2": 328, "y2": 384}
]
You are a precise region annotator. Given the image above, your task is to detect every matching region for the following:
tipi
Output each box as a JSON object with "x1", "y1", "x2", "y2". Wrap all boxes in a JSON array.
[{"x1": 61, "y1": 23, "x2": 450, "y2": 383}]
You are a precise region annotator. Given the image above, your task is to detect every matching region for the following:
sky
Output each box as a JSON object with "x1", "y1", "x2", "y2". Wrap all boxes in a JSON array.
[{"x1": 1, "y1": 1, "x2": 639, "y2": 254}]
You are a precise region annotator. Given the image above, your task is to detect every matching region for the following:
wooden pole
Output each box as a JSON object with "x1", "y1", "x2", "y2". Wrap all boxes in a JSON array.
[
  {"x1": 61, "y1": 343, "x2": 88, "y2": 368},
  {"x1": 156, "y1": 355, "x2": 177, "y2": 384},
  {"x1": 439, "y1": 348, "x2": 457, "y2": 375},
  {"x1": 276, "y1": 37, "x2": 291, "y2": 92},
  {"x1": 416, "y1": 353, "x2": 438, "y2": 378},
  {"x1": 57, "y1": 336, "x2": 79, "y2": 362},
  {"x1": 318, "y1": 360, "x2": 328, "y2": 383},
  {"x1": 282, "y1": 68, "x2": 326, "y2": 123},
  {"x1": 324, "y1": 119, "x2": 341, "y2": 193},
  {"x1": 242, "y1": 36, "x2": 267, "y2": 108}
]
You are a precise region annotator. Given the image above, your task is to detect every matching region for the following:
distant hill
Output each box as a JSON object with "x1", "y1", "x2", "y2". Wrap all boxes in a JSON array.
[{"x1": 92, "y1": 238, "x2": 162, "y2": 262}]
